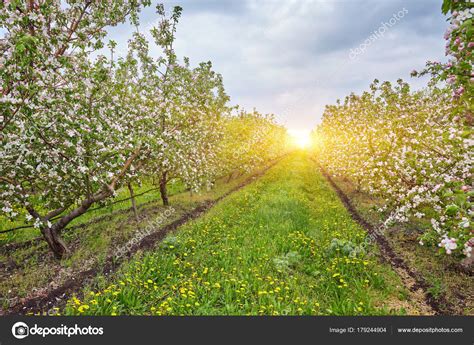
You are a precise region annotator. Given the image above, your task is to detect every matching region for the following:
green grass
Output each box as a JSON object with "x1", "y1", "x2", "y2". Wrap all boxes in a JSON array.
[{"x1": 65, "y1": 153, "x2": 409, "y2": 316}]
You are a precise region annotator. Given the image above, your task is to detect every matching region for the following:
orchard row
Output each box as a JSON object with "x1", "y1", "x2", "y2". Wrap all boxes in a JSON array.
[
  {"x1": 313, "y1": 0, "x2": 473, "y2": 260},
  {"x1": 0, "y1": 2, "x2": 286, "y2": 258}
]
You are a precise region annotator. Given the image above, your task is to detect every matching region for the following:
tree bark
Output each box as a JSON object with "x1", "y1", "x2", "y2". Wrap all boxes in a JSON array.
[
  {"x1": 226, "y1": 171, "x2": 234, "y2": 183},
  {"x1": 41, "y1": 226, "x2": 69, "y2": 259},
  {"x1": 159, "y1": 172, "x2": 169, "y2": 206},
  {"x1": 128, "y1": 182, "x2": 139, "y2": 222}
]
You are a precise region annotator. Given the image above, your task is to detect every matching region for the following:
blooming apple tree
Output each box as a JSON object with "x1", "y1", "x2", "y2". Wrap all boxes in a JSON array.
[
  {"x1": 415, "y1": 0, "x2": 473, "y2": 105},
  {"x1": 314, "y1": 0, "x2": 473, "y2": 261},
  {"x1": 218, "y1": 109, "x2": 287, "y2": 179},
  {"x1": 0, "y1": 1, "x2": 170, "y2": 258},
  {"x1": 314, "y1": 80, "x2": 472, "y2": 259},
  {"x1": 125, "y1": 5, "x2": 230, "y2": 205}
]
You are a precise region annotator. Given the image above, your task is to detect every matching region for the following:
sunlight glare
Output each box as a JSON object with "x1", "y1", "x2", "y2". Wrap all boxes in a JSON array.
[{"x1": 288, "y1": 129, "x2": 312, "y2": 149}]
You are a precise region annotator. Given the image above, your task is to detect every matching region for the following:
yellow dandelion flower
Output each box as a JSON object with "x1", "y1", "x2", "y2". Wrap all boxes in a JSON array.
[{"x1": 73, "y1": 297, "x2": 81, "y2": 306}]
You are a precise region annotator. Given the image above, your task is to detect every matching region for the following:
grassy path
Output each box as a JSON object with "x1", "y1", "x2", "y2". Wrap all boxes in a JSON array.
[{"x1": 65, "y1": 153, "x2": 417, "y2": 315}]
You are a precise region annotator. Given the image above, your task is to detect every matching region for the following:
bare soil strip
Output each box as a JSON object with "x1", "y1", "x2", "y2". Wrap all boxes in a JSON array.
[
  {"x1": 3, "y1": 159, "x2": 282, "y2": 315},
  {"x1": 318, "y1": 163, "x2": 458, "y2": 315}
]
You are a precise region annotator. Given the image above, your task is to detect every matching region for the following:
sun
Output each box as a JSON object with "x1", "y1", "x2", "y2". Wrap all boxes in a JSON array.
[{"x1": 288, "y1": 129, "x2": 312, "y2": 149}]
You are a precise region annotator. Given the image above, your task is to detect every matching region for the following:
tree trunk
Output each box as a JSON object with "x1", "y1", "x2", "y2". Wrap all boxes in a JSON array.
[
  {"x1": 159, "y1": 172, "x2": 169, "y2": 206},
  {"x1": 25, "y1": 148, "x2": 141, "y2": 259},
  {"x1": 128, "y1": 182, "x2": 139, "y2": 222},
  {"x1": 31, "y1": 192, "x2": 105, "y2": 260},
  {"x1": 226, "y1": 171, "x2": 234, "y2": 183},
  {"x1": 41, "y1": 226, "x2": 69, "y2": 259}
]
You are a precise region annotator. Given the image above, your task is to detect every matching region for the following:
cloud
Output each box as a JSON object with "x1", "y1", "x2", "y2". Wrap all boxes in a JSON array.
[{"x1": 106, "y1": 0, "x2": 448, "y2": 130}]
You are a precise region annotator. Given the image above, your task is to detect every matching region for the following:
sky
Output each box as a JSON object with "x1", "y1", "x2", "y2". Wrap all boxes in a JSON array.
[{"x1": 106, "y1": 0, "x2": 448, "y2": 131}]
